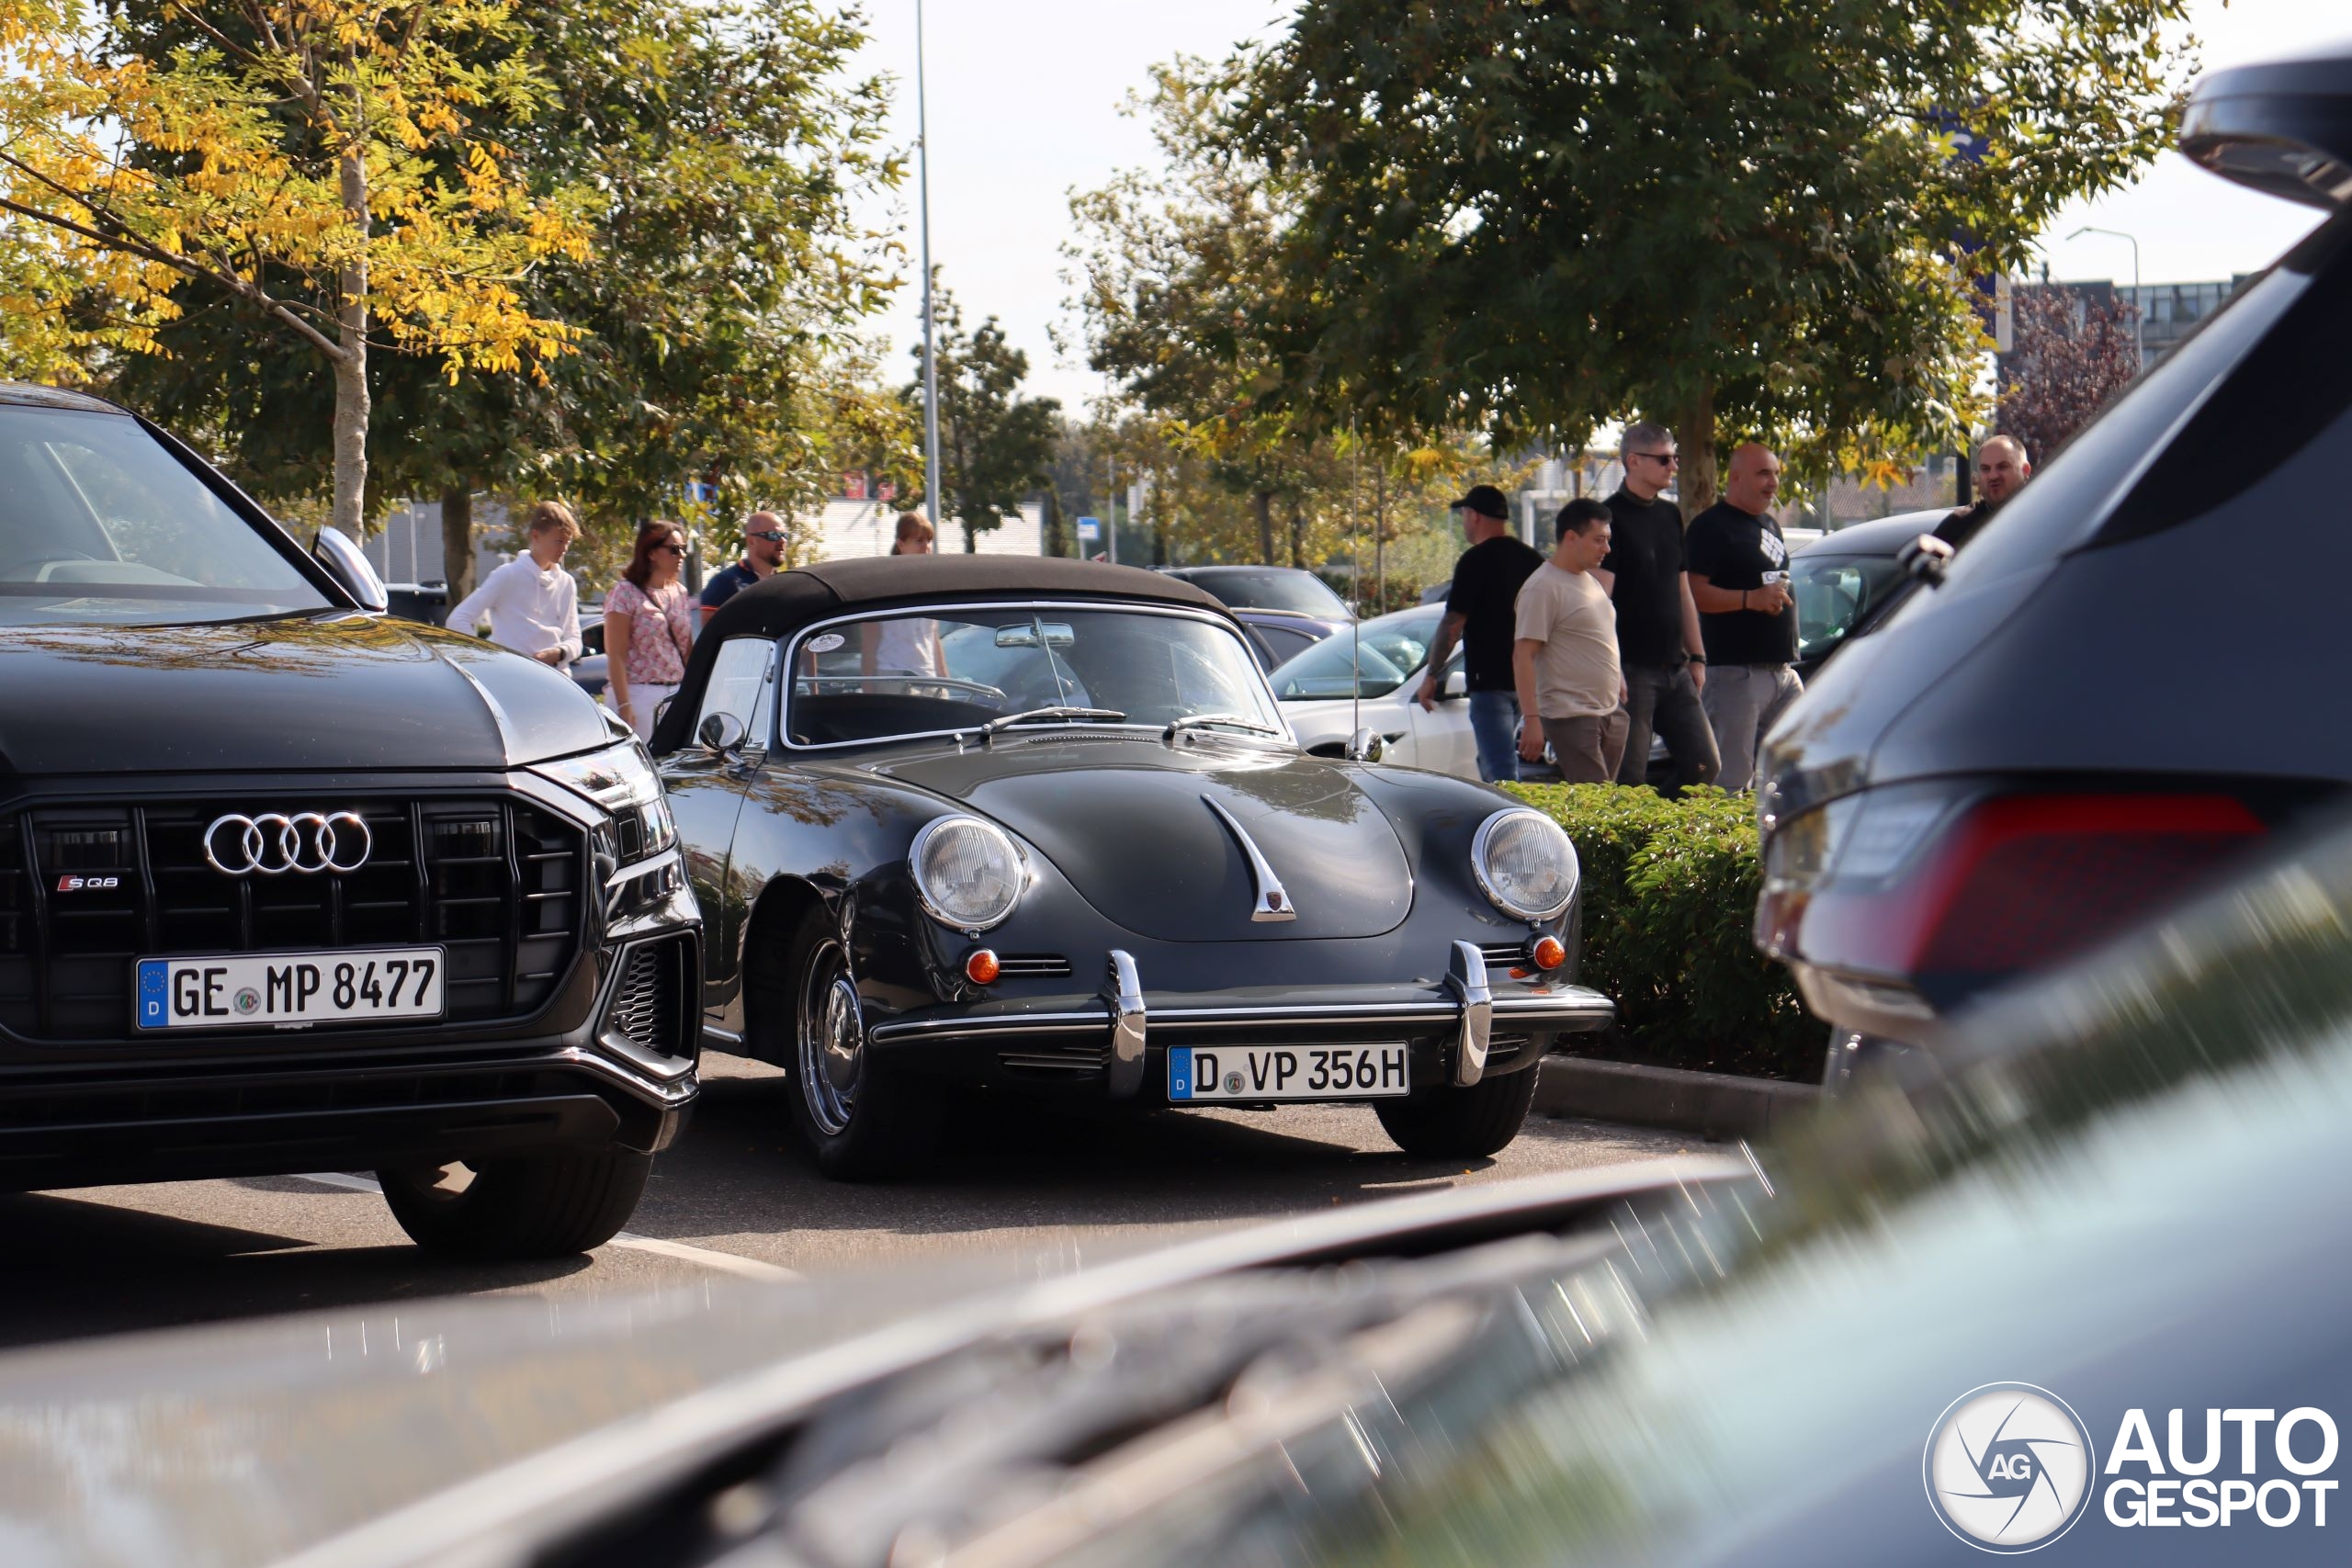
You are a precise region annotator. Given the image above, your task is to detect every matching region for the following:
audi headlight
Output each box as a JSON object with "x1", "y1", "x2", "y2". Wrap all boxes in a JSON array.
[
  {"x1": 531, "y1": 741, "x2": 676, "y2": 862},
  {"x1": 910, "y1": 816, "x2": 1026, "y2": 932},
  {"x1": 1472, "y1": 808, "x2": 1579, "y2": 921}
]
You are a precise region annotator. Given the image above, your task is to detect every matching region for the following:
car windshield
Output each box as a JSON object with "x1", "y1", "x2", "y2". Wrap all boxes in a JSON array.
[
  {"x1": 1792, "y1": 552, "x2": 1905, "y2": 663},
  {"x1": 0, "y1": 406, "x2": 330, "y2": 626},
  {"x1": 1183, "y1": 569, "x2": 1350, "y2": 618},
  {"x1": 1266, "y1": 610, "x2": 1442, "y2": 700},
  {"x1": 788, "y1": 605, "x2": 1283, "y2": 747}
]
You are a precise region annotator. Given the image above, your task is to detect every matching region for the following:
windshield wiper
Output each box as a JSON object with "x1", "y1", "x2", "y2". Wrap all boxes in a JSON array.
[
  {"x1": 975, "y1": 705, "x2": 1127, "y2": 743},
  {"x1": 1162, "y1": 712, "x2": 1286, "y2": 742}
]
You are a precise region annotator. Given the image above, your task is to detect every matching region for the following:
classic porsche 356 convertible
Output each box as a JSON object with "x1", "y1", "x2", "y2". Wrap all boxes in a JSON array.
[{"x1": 650, "y1": 557, "x2": 1611, "y2": 1178}]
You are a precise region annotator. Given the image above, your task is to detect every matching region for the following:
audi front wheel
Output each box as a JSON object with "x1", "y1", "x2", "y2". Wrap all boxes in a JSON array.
[{"x1": 378, "y1": 1145, "x2": 650, "y2": 1258}]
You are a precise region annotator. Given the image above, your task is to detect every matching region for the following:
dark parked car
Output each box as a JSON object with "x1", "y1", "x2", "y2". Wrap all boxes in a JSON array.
[
  {"x1": 20, "y1": 795, "x2": 2352, "y2": 1567},
  {"x1": 650, "y1": 554, "x2": 1611, "y2": 1178},
  {"x1": 0, "y1": 384, "x2": 699, "y2": 1257},
  {"x1": 1757, "y1": 43, "x2": 2352, "y2": 1086},
  {"x1": 1787, "y1": 508, "x2": 1943, "y2": 680},
  {"x1": 1158, "y1": 564, "x2": 1354, "y2": 670}
]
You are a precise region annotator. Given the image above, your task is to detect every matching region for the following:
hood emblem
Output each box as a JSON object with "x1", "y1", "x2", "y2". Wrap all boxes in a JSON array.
[
  {"x1": 1201, "y1": 795, "x2": 1296, "y2": 923},
  {"x1": 203, "y1": 811, "x2": 372, "y2": 876}
]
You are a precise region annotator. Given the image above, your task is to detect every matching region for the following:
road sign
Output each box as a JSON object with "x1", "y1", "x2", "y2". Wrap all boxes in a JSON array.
[{"x1": 1076, "y1": 516, "x2": 1101, "y2": 542}]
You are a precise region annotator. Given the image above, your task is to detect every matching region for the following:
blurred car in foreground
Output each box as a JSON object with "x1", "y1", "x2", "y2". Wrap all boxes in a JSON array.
[
  {"x1": 1158, "y1": 565, "x2": 1353, "y2": 669},
  {"x1": 14, "y1": 791, "x2": 2352, "y2": 1566},
  {"x1": 1758, "y1": 43, "x2": 2352, "y2": 1088}
]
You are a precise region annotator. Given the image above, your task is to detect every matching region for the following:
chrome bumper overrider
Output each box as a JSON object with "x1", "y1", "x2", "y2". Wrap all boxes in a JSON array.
[{"x1": 865, "y1": 943, "x2": 1616, "y2": 1099}]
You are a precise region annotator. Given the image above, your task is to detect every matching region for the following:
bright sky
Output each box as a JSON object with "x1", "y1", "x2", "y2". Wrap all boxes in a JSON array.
[{"x1": 851, "y1": 0, "x2": 2350, "y2": 415}]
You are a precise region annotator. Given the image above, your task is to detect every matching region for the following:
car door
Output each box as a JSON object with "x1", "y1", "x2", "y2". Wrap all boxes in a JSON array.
[
  {"x1": 657, "y1": 636, "x2": 777, "y2": 1032},
  {"x1": 1406, "y1": 651, "x2": 1477, "y2": 778}
]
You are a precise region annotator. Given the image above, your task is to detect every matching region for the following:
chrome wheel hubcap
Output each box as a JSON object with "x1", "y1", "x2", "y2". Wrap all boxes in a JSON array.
[{"x1": 798, "y1": 942, "x2": 863, "y2": 1137}]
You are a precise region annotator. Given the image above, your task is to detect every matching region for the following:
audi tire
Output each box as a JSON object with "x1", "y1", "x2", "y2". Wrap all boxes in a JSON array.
[{"x1": 378, "y1": 1145, "x2": 652, "y2": 1259}]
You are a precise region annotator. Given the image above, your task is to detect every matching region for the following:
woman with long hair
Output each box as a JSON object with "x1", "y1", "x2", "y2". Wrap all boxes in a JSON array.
[
  {"x1": 604, "y1": 520, "x2": 695, "y2": 739},
  {"x1": 863, "y1": 513, "x2": 944, "y2": 680}
]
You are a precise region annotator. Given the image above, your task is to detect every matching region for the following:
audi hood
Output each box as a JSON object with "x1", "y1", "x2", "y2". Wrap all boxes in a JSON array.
[{"x1": 0, "y1": 616, "x2": 613, "y2": 776}]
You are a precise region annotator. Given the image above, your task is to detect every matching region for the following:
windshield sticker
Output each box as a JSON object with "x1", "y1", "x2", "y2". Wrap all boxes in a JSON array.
[{"x1": 807, "y1": 633, "x2": 845, "y2": 653}]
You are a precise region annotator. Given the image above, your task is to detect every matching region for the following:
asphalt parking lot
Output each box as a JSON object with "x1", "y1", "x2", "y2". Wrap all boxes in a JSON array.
[{"x1": 0, "y1": 1053, "x2": 1689, "y2": 1352}]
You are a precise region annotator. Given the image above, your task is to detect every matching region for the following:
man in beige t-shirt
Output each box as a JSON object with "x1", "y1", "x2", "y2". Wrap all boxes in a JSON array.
[{"x1": 1513, "y1": 498, "x2": 1630, "y2": 784}]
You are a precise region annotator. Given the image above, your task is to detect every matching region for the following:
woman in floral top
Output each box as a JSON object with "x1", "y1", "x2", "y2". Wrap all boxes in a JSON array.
[{"x1": 604, "y1": 520, "x2": 695, "y2": 739}]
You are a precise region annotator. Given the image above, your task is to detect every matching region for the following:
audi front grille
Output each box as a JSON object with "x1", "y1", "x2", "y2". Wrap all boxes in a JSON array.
[{"x1": 0, "y1": 796, "x2": 585, "y2": 1042}]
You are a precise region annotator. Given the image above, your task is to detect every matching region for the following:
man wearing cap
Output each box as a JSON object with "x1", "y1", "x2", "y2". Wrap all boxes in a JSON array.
[
  {"x1": 699, "y1": 511, "x2": 788, "y2": 626},
  {"x1": 1418, "y1": 483, "x2": 1544, "y2": 783}
]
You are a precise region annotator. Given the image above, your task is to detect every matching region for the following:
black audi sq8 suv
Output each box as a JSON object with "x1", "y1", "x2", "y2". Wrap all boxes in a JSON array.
[{"x1": 0, "y1": 385, "x2": 700, "y2": 1257}]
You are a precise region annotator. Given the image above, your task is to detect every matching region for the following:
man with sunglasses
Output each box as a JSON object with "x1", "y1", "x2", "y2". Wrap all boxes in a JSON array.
[
  {"x1": 1596, "y1": 423, "x2": 1719, "y2": 795},
  {"x1": 699, "y1": 510, "x2": 788, "y2": 626}
]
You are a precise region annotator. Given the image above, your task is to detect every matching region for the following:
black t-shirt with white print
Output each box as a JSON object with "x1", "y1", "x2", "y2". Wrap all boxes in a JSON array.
[{"x1": 1684, "y1": 501, "x2": 1797, "y2": 666}]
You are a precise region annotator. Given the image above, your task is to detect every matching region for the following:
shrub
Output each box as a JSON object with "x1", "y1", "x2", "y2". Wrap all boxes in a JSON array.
[{"x1": 1504, "y1": 782, "x2": 1822, "y2": 1080}]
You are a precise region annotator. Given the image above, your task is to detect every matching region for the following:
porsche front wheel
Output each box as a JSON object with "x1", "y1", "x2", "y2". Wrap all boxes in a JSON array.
[
  {"x1": 1374, "y1": 1066, "x2": 1538, "y2": 1159},
  {"x1": 786, "y1": 913, "x2": 941, "y2": 1179}
]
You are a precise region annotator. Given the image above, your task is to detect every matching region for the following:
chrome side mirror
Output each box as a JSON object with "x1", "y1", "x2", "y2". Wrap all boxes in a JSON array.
[
  {"x1": 1344, "y1": 727, "x2": 1385, "y2": 763},
  {"x1": 311, "y1": 525, "x2": 389, "y2": 612},
  {"x1": 697, "y1": 711, "x2": 747, "y2": 753}
]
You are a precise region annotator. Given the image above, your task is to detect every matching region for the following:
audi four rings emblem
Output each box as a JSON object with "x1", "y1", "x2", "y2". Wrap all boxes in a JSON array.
[{"x1": 202, "y1": 811, "x2": 373, "y2": 876}]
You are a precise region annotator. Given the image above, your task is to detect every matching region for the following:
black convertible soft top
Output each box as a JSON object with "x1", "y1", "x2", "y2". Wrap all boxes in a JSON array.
[{"x1": 649, "y1": 554, "x2": 1229, "y2": 754}]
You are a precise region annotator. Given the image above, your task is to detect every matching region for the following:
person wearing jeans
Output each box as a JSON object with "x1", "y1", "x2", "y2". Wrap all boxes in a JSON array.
[{"x1": 1418, "y1": 484, "x2": 1544, "y2": 783}]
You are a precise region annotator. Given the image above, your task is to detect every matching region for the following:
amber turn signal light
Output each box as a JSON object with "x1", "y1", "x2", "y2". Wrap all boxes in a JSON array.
[
  {"x1": 964, "y1": 949, "x2": 1001, "y2": 986},
  {"x1": 1528, "y1": 934, "x2": 1566, "y2": 971}
]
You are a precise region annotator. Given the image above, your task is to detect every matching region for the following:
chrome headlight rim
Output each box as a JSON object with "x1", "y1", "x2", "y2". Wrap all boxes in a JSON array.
[
  {"x1": 910, "y1": 814, "x2": 1029, "y2": 933},
  {"x1": 1471, "y1": 807, "x2": 1579, "y2": 922}
]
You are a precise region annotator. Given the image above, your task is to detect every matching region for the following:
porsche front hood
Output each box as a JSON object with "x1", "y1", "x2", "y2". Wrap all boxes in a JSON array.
[{"x1": 876, "y1": 738, "x2": 1414, "y2": 941}]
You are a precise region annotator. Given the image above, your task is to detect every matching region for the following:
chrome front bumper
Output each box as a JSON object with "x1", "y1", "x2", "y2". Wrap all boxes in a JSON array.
[{"x1": 865, "y1": 942, "x2": 1615, "y2": 1099}]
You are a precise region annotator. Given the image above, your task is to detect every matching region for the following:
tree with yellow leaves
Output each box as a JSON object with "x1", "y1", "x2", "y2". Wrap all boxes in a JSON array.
[{"x1": 0, "y1": 0, "x2": 588, "y2": 534}]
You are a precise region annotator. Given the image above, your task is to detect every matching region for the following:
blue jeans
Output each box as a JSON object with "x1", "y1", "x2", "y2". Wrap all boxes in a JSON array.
[{"x1": 1467, "y1": 688, "x2": 1522, "y2": 784}]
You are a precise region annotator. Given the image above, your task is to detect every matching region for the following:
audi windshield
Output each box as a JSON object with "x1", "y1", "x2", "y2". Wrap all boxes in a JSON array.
[
  {"x1": 788, "y1": 605, "x2": 1284, "y2": 747},
  {"x1": 0, "y1": 405, "x2": 331, "y2": 626}
]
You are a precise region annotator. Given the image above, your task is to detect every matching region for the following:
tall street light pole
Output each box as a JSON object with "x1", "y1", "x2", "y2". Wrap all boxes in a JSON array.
[
  {"x1": 2068, "y1": 224, "x2": 2143, "y2": 370},
  {"x1": 917, "y1": 0, "x2": 944, "y2": 534}
]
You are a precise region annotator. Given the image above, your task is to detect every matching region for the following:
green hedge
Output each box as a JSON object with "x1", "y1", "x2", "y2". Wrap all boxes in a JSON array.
[{"x1": 1504, "y1": 783, "x2": 1822, "y2": 1081}]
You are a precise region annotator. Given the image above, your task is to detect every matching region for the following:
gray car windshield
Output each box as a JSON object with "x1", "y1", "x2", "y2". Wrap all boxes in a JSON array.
[
  {"x1": 0, "y1": 406, "x2": 330, "y2": 626},
  {"x1": 788, "y1": 606, "x2": 1283, "y2": 746},
  {"x1": 1267, "y1": 610, "x2": 1442, "y2": 700},
  {"x1": 1183, "y1": 569, "x2": 1351, "y2": 618}
]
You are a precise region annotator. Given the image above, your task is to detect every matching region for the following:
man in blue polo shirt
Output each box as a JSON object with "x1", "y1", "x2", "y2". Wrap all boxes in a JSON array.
[{"x1": 699, "y1": 511, "x2": 787, "y2": 626}]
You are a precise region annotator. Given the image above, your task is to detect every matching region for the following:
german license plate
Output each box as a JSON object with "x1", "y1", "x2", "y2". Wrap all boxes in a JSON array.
[
  {"x1": 1168, "y1": 1044, "x2": 1409, "y2": 1101},
  {"x1": 134, "y1": 947, "x2": 445, "y2": 1030}
]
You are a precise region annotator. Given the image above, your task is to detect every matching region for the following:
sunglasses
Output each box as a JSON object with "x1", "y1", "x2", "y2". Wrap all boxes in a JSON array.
[
  {"x1": 653, "y1": 543, "x2": 686, "y2": 556},
  {"x1": 746, "y1": 530, "x2": 786, "y2": 543},
  {"x1": 1630, "y1": 451, "x2": 1679, "y2": 467}
]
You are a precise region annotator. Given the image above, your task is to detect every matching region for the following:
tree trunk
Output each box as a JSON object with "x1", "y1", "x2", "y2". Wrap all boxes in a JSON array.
[
  {"x1": 1675, "y1": 384, "x2": 1717, "y2": 522},
  {"x1": 1252, "y1": 489, "x2": 1274, "y2": 565},
  {"x1": 1287, "y1": 497, "x2": 1304, "y2": 568},
  {"x1": 330, "y1": 142, "x2": 370, "y2": 538},
  {"x1": 441, "y1": 487, "x2": 475, "y2": 609}
]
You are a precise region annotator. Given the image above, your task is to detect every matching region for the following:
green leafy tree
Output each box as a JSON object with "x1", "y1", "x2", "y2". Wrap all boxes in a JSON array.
[
  {"x1": 0, "y1": 0, "x2": 590, "y2": 536},
  {"x1": 88, "y1": 0, "x2": 899, "y2": 597},
  {"x1": 911, "y1": 280, "x2": 1058, "y2": 552},
  {"x1": 1219, "y1": 0, "x2": 2196, "y2": 511}
]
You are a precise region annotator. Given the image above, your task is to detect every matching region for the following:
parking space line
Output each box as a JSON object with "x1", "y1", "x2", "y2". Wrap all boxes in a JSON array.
[{"x1": 288, "y1": 1172, "x2": 802, "y2": 1282}]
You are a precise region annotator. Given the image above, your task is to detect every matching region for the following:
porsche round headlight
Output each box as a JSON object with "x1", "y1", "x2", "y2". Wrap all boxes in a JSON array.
[
  {"x1": 1472, "y1": 808, "x2": 1579, "y2": 921},
  {"x1": 910, "y1": 817, "x2": 1026, "y2": 931}
]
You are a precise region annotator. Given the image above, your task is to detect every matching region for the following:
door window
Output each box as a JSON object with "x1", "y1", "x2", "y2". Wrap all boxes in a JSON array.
[{"x1": 695, "y1": 637, "x2": 777, "y2": 749}]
